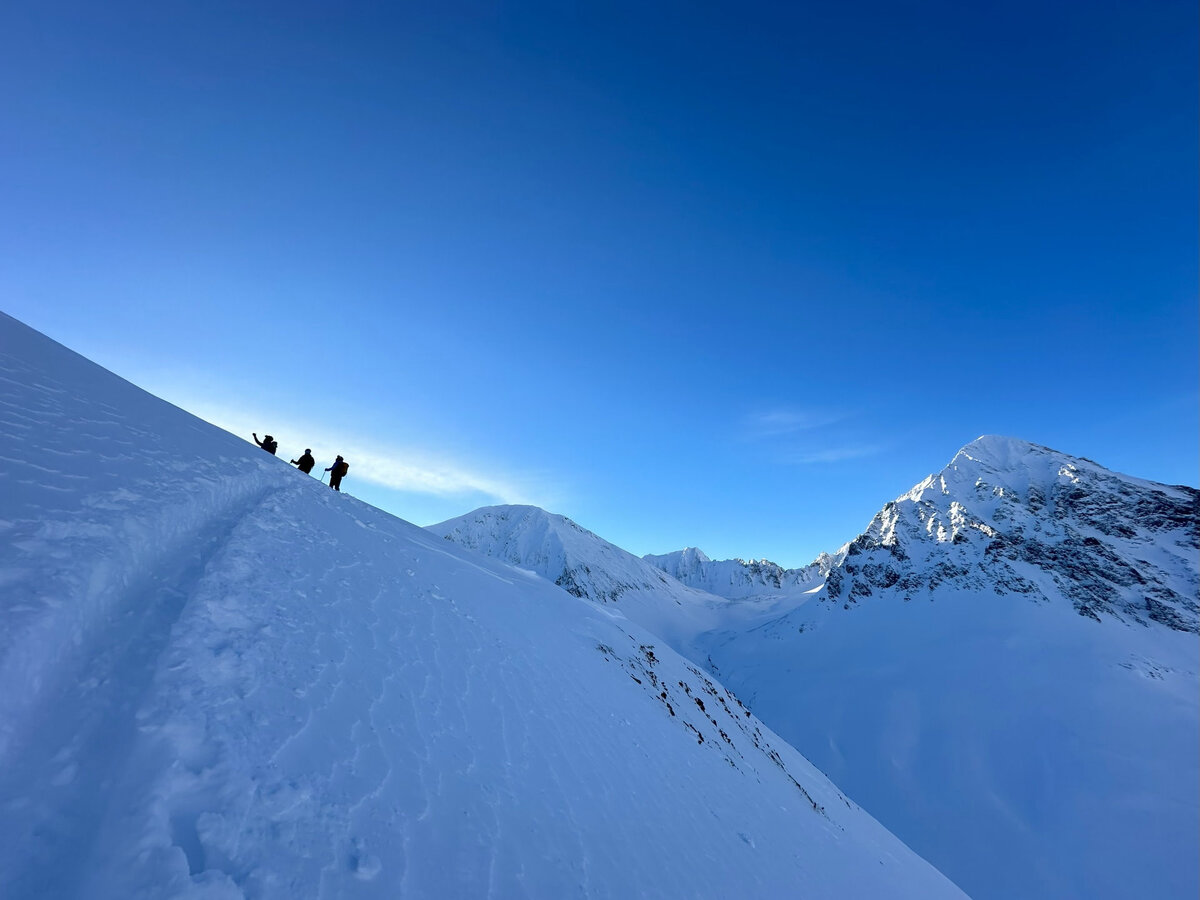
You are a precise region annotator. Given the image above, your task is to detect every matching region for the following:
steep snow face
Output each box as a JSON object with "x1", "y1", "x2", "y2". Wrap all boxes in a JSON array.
[
  {"x1": 0, "y1": 312, "x2": 968, "y2": 899},
  {"x1": 428, "y1": 505, "x2": 736, "y2": 652},
  {"x1": 702, "y1": 437, "x2": 1199, "y2": 900},
  {"x1": 825, "y1": 435, "x2": 1198, "y2": 632}
]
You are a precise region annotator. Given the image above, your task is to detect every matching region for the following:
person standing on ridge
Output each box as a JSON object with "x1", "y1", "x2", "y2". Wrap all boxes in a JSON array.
[
  {"x1": 253, "y1": 433, "x2": 278, "y2": 455},
  {"x1": 291, "y1": 449, "x2": 316, "y2": 474},
  {"x1": 325, "y1": 455, "x2": 349, "y2": 491}
]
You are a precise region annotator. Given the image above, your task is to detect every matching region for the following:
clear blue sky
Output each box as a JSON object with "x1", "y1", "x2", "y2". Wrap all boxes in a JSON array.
[{"x1": 2, "y1": 1, "x2": 1195, "y2": 567}]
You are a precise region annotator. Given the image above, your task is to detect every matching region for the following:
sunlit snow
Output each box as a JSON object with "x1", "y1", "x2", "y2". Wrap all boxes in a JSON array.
[
  {"x1": 443, "y1": 439, "x2": 1199, "y2": 900},
  {"x1": 0, "y1": 310, "x2": 966, "y2": 898}
]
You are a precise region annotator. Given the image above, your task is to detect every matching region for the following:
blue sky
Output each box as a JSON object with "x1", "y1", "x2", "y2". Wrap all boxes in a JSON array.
[{"x1": 2, "y1": 1, "x2": 1196, "y2": 567}]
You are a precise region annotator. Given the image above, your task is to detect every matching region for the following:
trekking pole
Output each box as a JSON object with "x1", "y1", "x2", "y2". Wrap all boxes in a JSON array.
[{"x1": 320, "y1": 469, "x2": 328, "y2": 484}]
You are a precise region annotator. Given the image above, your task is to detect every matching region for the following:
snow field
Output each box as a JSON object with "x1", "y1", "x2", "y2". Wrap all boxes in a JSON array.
[
  {"x1": 0, "y1": 312, "x2": 967, "y2": 898},
  {"x1": 444, "y1": 435, "x2": 1200, "y2": 900}
]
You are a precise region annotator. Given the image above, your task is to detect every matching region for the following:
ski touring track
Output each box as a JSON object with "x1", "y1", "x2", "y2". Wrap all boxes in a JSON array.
[
  {"x1": 0, "y1": 472, "x2": 285, "y2": 897},
  {"x1": 0, "y1": 325, "x2": 291, "y2": 895}
]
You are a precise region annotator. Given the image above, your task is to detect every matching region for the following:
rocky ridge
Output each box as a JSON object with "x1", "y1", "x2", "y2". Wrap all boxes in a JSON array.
[
  {"x1": 823, "y1": 436, "x2": 1198, "y2": 631},
  {"x1": 642, "y1": 546, "x2": 834, "y2": 600}
]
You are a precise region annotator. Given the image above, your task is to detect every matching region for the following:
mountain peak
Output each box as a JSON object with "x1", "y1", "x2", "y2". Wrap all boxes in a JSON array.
[
  {"x1": 643, "y1": 547, "x2": 712, "y2": 569},
  {"x1": 940, "y1": 435, "x2": 1094, "y2": 488},
  {"x1": 828, "y1": 438, "x2": 1199, "y2": 631},
  {"x1": 428, "y1": 505, "x2": 735, "y2": 650},
  {"x1": 955, "y1": 434, "x2": 1046, "y2": 465}
]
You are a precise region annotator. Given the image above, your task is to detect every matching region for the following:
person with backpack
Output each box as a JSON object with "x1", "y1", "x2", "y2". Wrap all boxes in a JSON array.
[
  {"x1": 252, "y1": 432, "x2": 278, "y2": 455},
  {"x1": 325, "y1": 455, "x2": 349, "y2": 491},
  {"x1": 291, "y1": 449, "x2": 316, "y2": 474}
]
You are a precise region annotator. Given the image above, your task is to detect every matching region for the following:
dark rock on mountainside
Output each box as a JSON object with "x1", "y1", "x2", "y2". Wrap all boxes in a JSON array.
[{"x1": 823, "y1": 437, "x2": 1198, "y2": 632}]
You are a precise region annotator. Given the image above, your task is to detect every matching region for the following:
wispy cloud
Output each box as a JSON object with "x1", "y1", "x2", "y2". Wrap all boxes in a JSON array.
[
  {"x1": 783, "y1": 445, "x2": 884, "y2": 465},
  {"x1": 742, "y1": 408, "x2": 847, "y2": 440},
  {"x1": 739, "y1": 406, "x2": 885, "y2": 465},
  {"x1": 335, "y1": 445, "x2": 536, "y2": 502}
]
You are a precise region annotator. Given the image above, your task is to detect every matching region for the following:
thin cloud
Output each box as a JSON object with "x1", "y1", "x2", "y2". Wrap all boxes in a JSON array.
[
  {"x1": 336, "y1": 445, "x2": 536, "y2": 503},
  {"x1": 743, "y1": 408, "x2": 847, "y2": 440}
]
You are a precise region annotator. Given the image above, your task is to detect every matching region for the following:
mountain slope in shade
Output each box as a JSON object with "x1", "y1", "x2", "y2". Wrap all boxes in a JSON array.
[{"x1": 0, "y1": 311, "x2": 970, "y2": 898}]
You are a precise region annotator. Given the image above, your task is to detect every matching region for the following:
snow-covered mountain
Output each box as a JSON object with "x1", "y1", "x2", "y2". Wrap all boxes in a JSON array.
[
  {"x1": 648, "y1": 436, "x2": 1197, "y2": 633},
  {"x1": 0, "y1": 310, "x2": 968, "y2": 898},
  {"x1": 453, "y1": 438, "x2": 1200, "y2": 900},
  {"x1": 696, "y1": 438, "x2": 1198, "y2": 900},
  {"x1": 427, "y1": 505, "x2": 737, "y2": 653},
  {"x1": 643, "y1": 546, "x2": 833, "y2": 606},
  {"x1": 820, "y1": 435, "x2": 1198, "y2": 628}
]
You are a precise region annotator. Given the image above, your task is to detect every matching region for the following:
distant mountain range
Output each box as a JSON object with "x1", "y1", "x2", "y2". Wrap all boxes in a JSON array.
[
  {"x1": 643, "y1": 545, "x2": 830, "y2": 600},
  {"x1": 649, "y1": 435, "x2": 1197, "y2": 629},
  {"x1": 427, "y1": 504, "x2": 734, "y2": 653},
  {"x1": 432, "y1": 437, "x2": 1199, "y2": 900}
]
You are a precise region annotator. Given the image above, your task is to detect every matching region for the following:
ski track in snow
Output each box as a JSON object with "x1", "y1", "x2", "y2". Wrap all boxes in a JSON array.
[{"x1": 0, "y1": 341, "x2": 287, "y2": 896}]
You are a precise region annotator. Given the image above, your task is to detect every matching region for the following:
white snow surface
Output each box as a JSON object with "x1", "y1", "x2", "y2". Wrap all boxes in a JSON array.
[
  {"x1": 0, "y1": 310, "x2": 968, "y2": 898},
  {"x1": 426, "y1": 506, "x2": 737, "y2": 657},
  {"x1": 458, "y1": 438, "x2": 1200, "y2": 900},
  {"x1": 642, "y1": 547, "x2": 832, "y2": 608}
]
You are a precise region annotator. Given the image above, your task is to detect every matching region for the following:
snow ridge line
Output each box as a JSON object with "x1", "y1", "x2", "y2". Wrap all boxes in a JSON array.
[{"x1": 0, "y1": 469, "x2": 287, "y2": 765}]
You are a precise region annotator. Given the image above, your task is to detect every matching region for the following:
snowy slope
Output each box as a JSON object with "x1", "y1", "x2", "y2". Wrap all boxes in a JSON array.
[
  {"x1": 660, "y1": 438, "x2": 1200, "y2": 900},
  {"x1": 427, "y1": 505, "x2": 738, "y2": 655},
  {"x1": 0, "y1": 310, "x2": 968, "y2": 899},
  {"x1": 451, "y1": 439, "x2": 1198, "y2": 900}
]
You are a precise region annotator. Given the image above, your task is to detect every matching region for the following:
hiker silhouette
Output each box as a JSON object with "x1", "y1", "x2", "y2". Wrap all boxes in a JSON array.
[
  {"x1": 252, "y1": 433, "x2": 278, "y2": 455},
  {"x1": 291, "y1": 449, "x2": 316, "y2": 474},
  {"x1": 325, "y1": 456, "x2": 349, "y2": 491}
]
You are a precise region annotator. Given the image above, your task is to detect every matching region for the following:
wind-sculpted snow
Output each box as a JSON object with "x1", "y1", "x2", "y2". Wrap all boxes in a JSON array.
[
  {"x1": 0, "y1": 311, "x2": 967, "y2": 898},
  {"x1": 0, "y1": 322, "x2": 283, "y2": 765}
]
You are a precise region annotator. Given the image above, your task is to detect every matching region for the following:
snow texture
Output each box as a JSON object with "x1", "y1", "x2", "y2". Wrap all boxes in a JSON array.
[
  {"x1": 0, "y1": 309, "x2": 967, "y2": 899},
  {"x1": 449, "y1": 439, "x2": 1200, "y2": 900}
]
